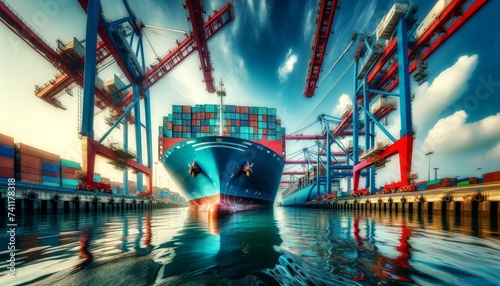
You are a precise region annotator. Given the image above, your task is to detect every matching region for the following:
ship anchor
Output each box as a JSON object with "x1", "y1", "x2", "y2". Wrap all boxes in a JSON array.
[
  {"x1": 189, "y1": 161, "x2": 201, "y2": 178},
  {"x1": 242, "y1": 161, "x2": 253, "y2": 177}
]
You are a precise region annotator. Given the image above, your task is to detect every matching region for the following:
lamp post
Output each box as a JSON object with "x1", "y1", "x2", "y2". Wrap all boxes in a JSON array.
[
  {"x1": 425, "y1": 151, "x2": 434, "y2": 181},
  {"x1": 433, "y1": 167, "x2": 439, "y2": 180}
]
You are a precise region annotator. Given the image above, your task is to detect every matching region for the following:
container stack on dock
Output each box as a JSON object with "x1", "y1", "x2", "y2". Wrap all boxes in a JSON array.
[
  {"x1": 160, "y1": 104, "x2": 282, "y2": 140},
  {"x1": 0, "y1": 133, "x2": 15, "y2": 179},
  {"x1": 483, "y1": 171, "x2": 500, "y2": 183},
  {"x1": 60, "y1": 159, "x2": 81, "y2": 189},
  {"x1": 15, "y1": 143, "x2": 60, "y2": 185},
  {"x1": 425, "y1": 178, "x2": 457, "y2": 190},
  {"x1": 41, "y1": 154, "x2": 61, "y2": 187}
]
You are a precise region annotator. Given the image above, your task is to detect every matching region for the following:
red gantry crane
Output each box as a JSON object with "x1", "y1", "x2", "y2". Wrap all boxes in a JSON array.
[{"x1": 303, "y1": 0, "x2": 339, "y2": 97}]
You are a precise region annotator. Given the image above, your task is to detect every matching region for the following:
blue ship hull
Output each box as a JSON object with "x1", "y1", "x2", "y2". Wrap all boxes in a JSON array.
[
  {"x1": 162, "y1": 136, "x2": 284, "y2": 212},
  {"x1": 280, "y1": 183, "x2": 328, "y2": 206}
]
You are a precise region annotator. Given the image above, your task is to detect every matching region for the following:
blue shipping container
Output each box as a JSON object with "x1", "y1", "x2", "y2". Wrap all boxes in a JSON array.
[
  {"x1": 42, "y1": 176, "x2": 60, "y2": 183},
  {"x1": 42, "y1": 163, "x2": 61, "y2": 173},
  {"x1": 0, "y1": 145, "x2": 14, "y2": 158}
]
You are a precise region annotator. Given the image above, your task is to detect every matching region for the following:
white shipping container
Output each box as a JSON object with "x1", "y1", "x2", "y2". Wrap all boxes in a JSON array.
[
  {"x1": 370, "y1": 97, "x2": 398, "y2": 114},
  {"x1": 105, "y1": 74, "x2": 125, "y2": 95},
  {"x1": 376, "y1": 2, "x2": 410, "y2": 40},
  {"x1": 415, "y1": 0, "x2": 451, "y2": 39},
  {"x1": 340, "y1": 104, "x2": 353, "y2": 119},
  {"x1": 64, "y1": 37, "x2": 85, "y2": 59}
]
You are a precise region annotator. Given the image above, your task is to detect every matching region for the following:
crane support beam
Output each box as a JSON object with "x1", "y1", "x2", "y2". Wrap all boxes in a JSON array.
[
  {"x1": 81, "y1": 0, "x2": 100, "y2": 138},
  {"x1": 303, "y1": 0, "x2": 339, "y2": 97},
  {"x1": 81, "y1": 136, "x2": 152, "y2": 194},
  {"x1": 333, "y1": 0, "x2": 489, "y2": 137},
  {"x1": 35, "y1": 41, "x2": 111, "y2": 102},
  {"x1": 185, "y1": 0, "x2": 215, "y2": 92},
  {"x1": 0, "y1": 2, "x2": 130, "y2": 120},
  {"x1": 78, "y1": 0, "x2": 139, "y2": 83},
  {"x1": 120, "y1": 1, "x2": 234, "y2": 106},
  {"x1": 352, "y1": 135, "x2": 413, "y2": 191}
]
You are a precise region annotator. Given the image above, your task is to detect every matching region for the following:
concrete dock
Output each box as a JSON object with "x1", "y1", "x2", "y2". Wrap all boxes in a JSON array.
[
  {"x1": 285, "y1": 182, "x2": 500, "y2": 219},
  {"x1": 0, "y1": 185, "x2": 185, "y2": 215}
]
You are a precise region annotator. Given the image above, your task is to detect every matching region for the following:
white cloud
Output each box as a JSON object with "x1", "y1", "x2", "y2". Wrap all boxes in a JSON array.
[
  {"x1": 278, "y1": 49, "x2": 298, "y2": 83},
  {"x1": 413, "y1": 55, "x2": 479, "y2": 131},
  {"x1": 303, "y1": 3, "x2": 314, "y2": 41},
  {"x1": 216, "y1": 34, "x2": 248, "y2": 80},
  {"x1": 424, "y1": 111, "x2": 500, "y2": 154},
  {"x1": 333, "y1": 94, "x2": 352, "y2": 117},
  {"x1": 246, "y1": 0, "x2": 269, "y2": 28},
  {"x1": 487, "y1": 143, "x2": 500, "y2": 159}
]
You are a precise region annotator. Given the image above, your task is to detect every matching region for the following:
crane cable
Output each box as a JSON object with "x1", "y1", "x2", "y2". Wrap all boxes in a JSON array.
[
  {"x1": 293, "y1": 60, "x2": 355, "y2": 133},
  {"x1": 317, "y1": 36, "x2": 357, "y2": 88},
  {"x1": 142, "y1": 30, "x2": 160, "y2": 61}
]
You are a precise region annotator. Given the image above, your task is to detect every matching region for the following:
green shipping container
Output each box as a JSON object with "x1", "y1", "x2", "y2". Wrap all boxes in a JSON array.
[
  {"x1": 457, "y1": 180, "x2": 470, "y2": 186},
  {"x1": 60, "y1": 159, "x2": 81, "y2": 170},
  {"x1": 426, "y1": 179, "x2": 442, "y2": 185}
]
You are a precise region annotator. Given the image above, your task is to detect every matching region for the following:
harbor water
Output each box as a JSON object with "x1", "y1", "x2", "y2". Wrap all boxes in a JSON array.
[{"x1": 1, "y1": 207, "x2": 499, "y2": 285}]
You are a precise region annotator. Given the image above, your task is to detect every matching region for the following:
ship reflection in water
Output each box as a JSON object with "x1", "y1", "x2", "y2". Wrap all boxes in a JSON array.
[{"x1": 0, "y1": 208, "x2": 499, "y2": 285}]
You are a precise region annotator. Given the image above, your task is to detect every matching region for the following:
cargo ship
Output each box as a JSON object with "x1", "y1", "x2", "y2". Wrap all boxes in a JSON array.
[
  {"x1": 159, "y1": 80, "x2": 285, "y2": 216},
  {"x1": 279, "y1": 167, "x2": 332, "y2": 206}
]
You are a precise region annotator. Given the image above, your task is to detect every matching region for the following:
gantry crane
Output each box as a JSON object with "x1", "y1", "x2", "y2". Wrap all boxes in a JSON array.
[
  {"x1": 0, "y1": 0, "x2": 234, "y2": 196},
  {"x1": 337, "y1": 0, "x2": 490, "y2": 195},
  {"x1": 303, "y1": 0, "x2": 340, "y2": 97}
]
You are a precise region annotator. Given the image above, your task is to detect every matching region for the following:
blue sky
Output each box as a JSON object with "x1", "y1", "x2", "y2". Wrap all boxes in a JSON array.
[{"x1": 1, "y1": 0, "x2": 499, "y2": 191}]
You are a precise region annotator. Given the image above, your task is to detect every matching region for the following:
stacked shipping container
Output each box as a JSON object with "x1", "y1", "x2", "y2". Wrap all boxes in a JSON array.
[
  {"x1": 483, "y1": 171, "x2": 500, "y2": 183},
  {"x1": 60, "y1": 159, "x2": 81, "y2": 189},
  {"x1": 160, "y1": 104, "x2": 282, "y2": 141},
  {"x1": 0, "y1": 133, "x2": 15, "y2": 178},
  {"x1": 15, "y1": 143, "x2": 60, "y2": 186}
]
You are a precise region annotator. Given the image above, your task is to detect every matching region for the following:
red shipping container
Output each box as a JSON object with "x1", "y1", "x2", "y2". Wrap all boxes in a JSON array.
[
  {"x1": 226, "y1": 120, "x2": 231, "y2": 126},
  {"x1": 276, "y1": 119, "x2": 281, "y2": 125},
  {"x1": 263, "y1": 115, "x2": 267, "y2": 122},
  {"x1": 0, "y1": 133, "x2": 14, "y2": 147},
  {"x1": 20, "y1": 166, "x2": 42, "y2": 175},
  {"x1": 0, "y1": 166, "x2": 14, "y2": 178},
  {"x1": 0, "y1": 156, "x2": 14, "y2": 168},
  {"x1": 236, "y1": 120, "x2": 240, "y2": 126},
  {"x1": 18, "y1": 154, "x2": 42, "y2": 169},
  {"x1": 61, "y1": 166, "x2": 79, "y2": 174},
  {"x1": 200, "y1": 113, "x2": 206, "y2": 119},
  {"x1": 181, "y1": 126, "x2": 187, "y2": 132},
  {"x1": 201, "y1": 126, "x2": 210, "y2": 133},
  {"x1": 236, "y1": 106, "x2": 240, "y2": 113},
  {"x1": 182, "y1": 105, "x2": 190, "y2": 113},
  {"x1": 42, "y1": 170, "x2": 60, "y2": 177},
  {"x1": 18, "y1": 172, "x2": 42, "y2": 182},
  {"x1": 15, "y1": 143, "x2": 59, "y2": 162},
  {"x1": 167, "y1": 122, "x2": 173, "y2": 130}
]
